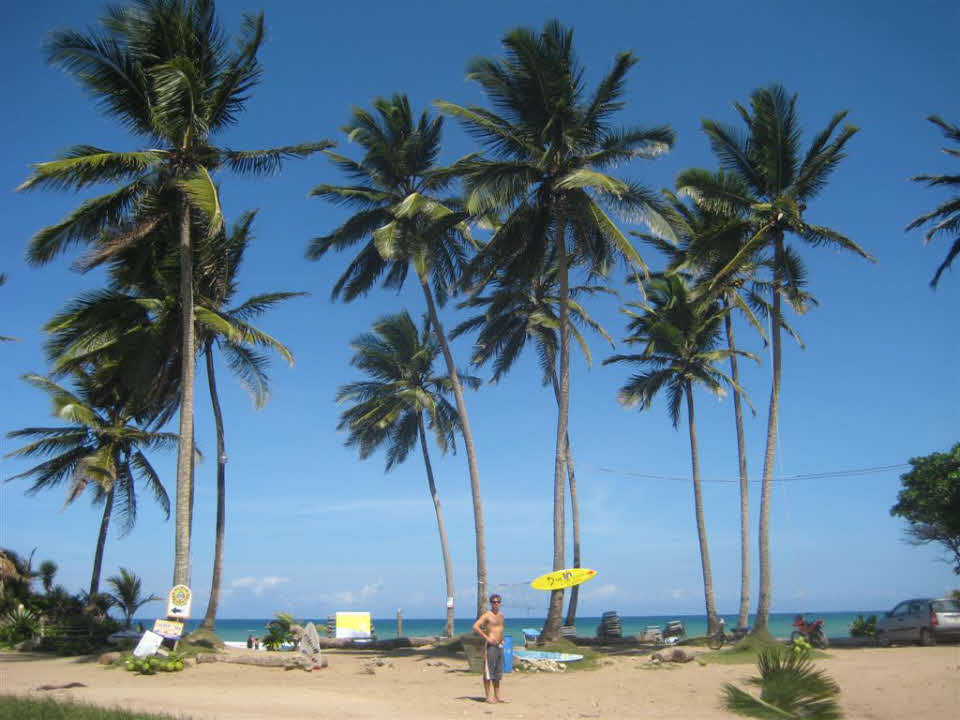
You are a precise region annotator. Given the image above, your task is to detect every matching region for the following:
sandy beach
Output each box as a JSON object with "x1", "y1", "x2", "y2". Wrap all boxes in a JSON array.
[{"x1": 2, "y1": 644, "x2": 958, "y2": 719}]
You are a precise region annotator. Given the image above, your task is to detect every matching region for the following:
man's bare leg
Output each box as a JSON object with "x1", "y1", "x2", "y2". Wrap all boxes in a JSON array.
[
  {"x1": 493, "y1": 679, "x2": 504, "y2": 703},
  {"x1": 483, "y1": 678, "x2": 497, "y2": 703}
]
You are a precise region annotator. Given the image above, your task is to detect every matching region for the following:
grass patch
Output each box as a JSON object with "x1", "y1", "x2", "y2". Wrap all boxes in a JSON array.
[
  {"x1": 0, "y1": 695, "x2": 193, "y2": 720},
  {"x1": 698, "y1": 634, "x2": 829, "y2": 665}
]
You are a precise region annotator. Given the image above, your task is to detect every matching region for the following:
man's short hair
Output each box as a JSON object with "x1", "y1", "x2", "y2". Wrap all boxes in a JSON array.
[{"x1": 489, "y1": 594, "x2": 502, "y2": 602}]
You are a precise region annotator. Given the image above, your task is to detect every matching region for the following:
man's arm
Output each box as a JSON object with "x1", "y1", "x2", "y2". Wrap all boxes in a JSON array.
[{"x1": 472, "y1": 612, "x2": 494, "y2": 643}]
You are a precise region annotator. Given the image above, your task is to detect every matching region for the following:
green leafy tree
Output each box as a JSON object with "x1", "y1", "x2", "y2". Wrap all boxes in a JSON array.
[
  {"x1": 19, "y1": 0, "x2": 329, "y2": 587},
  {"x1": 106, "y1": 567, "x2": 161, "y2": 628},
  {"x1": 452, "y1": 267, "x2": 613, "y2": 627},
  {"x1": 309, "y1": 94, "x2": 490, "y2": 615},
  {"x1": 723, "y1": 646, "x2": 843, "y2": 719},
  {"x1": 906, "y1": 116, "x2": 960, "y2": 287},
  {"x1": 38, "y1": 561, "x2": 58, "y2": 595},
  {"x1": 438, "y1": 20, "x2": 674, "y2": 638},
  {"x1": 605, "y1": 274, "x2": 756, "y2": 633},
  {"x1": 5, "y1": 371, "x2": 174, "y2": 596},
  {"x1": 890, "y1": 443, "x2": 960, "y2": 574},
  {"x1": 337, "y1": 311, "x2": 479, "y2": 637},
  {"x1": 677, "y1": 85, "x2": 872, "y2": 631}
]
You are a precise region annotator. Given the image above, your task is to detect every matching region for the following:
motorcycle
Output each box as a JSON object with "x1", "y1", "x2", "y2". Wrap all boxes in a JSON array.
[
  {"x1": 790, "y1": 614, "x2": 829, "y2": 649},
  {"x1": 706, "y1": 618, "x2": 750, "y2": 649}
]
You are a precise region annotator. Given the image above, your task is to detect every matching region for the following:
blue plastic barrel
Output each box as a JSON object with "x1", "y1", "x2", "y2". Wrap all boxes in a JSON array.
[{"x1": 503, "y1": 635, "x2": 513, "y2": 673}]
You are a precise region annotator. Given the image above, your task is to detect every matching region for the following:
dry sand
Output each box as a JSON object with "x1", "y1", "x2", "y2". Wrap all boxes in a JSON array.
[{"x1": 2, "y1": 644, "x2": 959, "y2": 719}]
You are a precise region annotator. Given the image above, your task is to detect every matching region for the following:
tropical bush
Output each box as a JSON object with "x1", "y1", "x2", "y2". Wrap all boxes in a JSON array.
[
  {"x1": 723, "y1": 645, "x2": 843, "y2": 719},
  {"x1": 0, "y1": 605, "x2": 41, "y2": 645},
  {"x1": 849, "y1": 614, "x2": 877, "y2": 637},
  {"x1": 263, "y1": 612, "x2": 295, "y2": 650}
]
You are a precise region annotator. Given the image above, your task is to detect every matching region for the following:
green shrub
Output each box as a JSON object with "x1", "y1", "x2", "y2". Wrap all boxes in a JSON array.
[
  {"x1": 849, "y1": 614, "x2": 877, "y2": 637},
  {"x1": 723, "y1": 646, "x2": 843, "y2": 719},
  {"x1": 0, "y1": 605, "x2": 40, "y2": 644}
]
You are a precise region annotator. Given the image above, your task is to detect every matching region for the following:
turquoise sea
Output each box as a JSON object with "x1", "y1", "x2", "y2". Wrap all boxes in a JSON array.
[{"x1": 172, "y1": 611, "x2": 878, "y2": 644}]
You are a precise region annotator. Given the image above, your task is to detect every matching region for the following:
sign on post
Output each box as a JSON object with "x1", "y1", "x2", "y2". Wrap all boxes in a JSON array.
[
  {"x1": 152, "y1": 619, "x2": 185, "y2": 640},
  {"x1": 166, "y1": 585, "x2": 192, "y2": 619}
]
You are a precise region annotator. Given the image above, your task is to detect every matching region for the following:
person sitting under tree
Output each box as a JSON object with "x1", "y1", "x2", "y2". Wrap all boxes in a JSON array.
[{"x1": 472, "y1": 594, "x2": 506, "y2": 703}]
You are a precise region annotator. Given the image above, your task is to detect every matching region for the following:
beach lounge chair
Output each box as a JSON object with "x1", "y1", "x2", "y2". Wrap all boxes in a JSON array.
[{"x1": 641, "y1": 625, "x2": 662, "y2": 643}]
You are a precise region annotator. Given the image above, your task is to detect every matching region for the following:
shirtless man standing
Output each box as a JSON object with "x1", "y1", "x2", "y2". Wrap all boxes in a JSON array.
[{"x1": 472, "y1": 594, "x2": 505, "y2": 703}]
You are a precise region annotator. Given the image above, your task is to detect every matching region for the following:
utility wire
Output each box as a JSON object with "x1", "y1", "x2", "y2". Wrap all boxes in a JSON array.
[{"x1": 587, "y1": 463, "x2": 909, "y2": 484}]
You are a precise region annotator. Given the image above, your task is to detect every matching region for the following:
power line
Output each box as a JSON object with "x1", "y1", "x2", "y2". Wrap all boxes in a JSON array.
[{"x1": 587, "y1": 463, "x2": 909, "y2": 484}]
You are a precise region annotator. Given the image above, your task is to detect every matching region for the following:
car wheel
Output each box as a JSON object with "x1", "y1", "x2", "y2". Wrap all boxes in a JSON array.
[
  {"x1": 919, "y1": 628, "x2": 936, "y2": 646},
  {"x1": 875, "y1": 631, "x2": 891, "y2": 647}
]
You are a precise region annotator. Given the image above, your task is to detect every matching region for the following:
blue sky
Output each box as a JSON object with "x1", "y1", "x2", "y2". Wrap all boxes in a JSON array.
[{"x1": 2, "y1": 0, "x2": 958, "y2": 622}]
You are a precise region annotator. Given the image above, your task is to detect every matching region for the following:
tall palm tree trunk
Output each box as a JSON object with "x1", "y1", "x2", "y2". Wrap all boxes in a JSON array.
[
  {"x1": 89, "y1": 487, "x2": 115, "y2": 597},
  {"x1": 202, "y1": 343, "x2": 226, "y2": 630},
  {"x1": 685, "y1": 382, "x2": 719, "y2": 633},
  {"x1": 544, "y1": 213, "x2": 570, "y2": 641},
  {"x1": 563, "y1": 441, "x2": 580, "y2": 629},
  {"x1": 550, "y1": 371, "x2": 581, "y2": 629},
  {"x1": 755, "y1": 236, "x2": 784, "y2": 633},
  {"x1": 724, "y1": 301, "x2": 751, "y2": 630},
  {"x1": 173, "y1": 195, "x2": 195, "y2": 587},
  {"x1": 418, "y1": 275, "x2": 487, "y2": 618},
  {"x1": 417, "y1": 414, "x2": 456, "y2": 638}
]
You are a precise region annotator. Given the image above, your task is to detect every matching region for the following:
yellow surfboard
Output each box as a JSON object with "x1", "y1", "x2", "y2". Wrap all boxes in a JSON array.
[{"x1": 530, "y1": 567, "x2": 597, "y2": 591}]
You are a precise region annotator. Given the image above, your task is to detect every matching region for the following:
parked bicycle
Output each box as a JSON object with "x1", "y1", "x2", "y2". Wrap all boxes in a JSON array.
[{"x1": 706, "y1": 618, "x2": 750, "y2": 649}]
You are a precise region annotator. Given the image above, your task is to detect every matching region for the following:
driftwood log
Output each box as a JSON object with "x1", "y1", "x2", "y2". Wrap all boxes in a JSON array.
[
  {"x1": 312, "y1": 636, "x2": 440, "y2": 650},
  {"x1": 195, "y1": 653, "x2": 318, "y2": 669}
]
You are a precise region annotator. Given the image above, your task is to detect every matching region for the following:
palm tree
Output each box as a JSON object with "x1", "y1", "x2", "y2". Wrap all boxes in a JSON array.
[
  {"x1": 194, "y1": 213, "x2": 301, "y2": 630},
  {"x1": 308, "y1": 94, "x2": 490, "y2": 616},
  {"x1": 18, "y1": 0, "x2": 329, "y2": 587},
  {"x1": 39, "y1": 212, "x2": 300, "y2": 629},
  {"x1": 637, "y1": 185, "x2": 767, "y2": 631},
  {"x1": 677, "y1": 85, "x2": 872, "y2": 632},
  {"x1": 907, "y1": 115, "x2": 960, "y2": 287},
  {"x1": 5, "y1": 371, "x2": 174, "y2": 596},
  {"x1": 106, "y1": 567, "x2": 161, "y2": 628},
  {"x1": 437, "y1": 20, "x2": 675, "y2": 638},
  {"x1": 451, "y1": 267, "x2": 614, "y2": 628},
  {"x1": 38, "y1": 561, "x2": 58, "y2": 595},
  {"x1": 336, "y1": 311, "x2": 479, "y2": 637},
  {"x1": 605, "y1": 274, "x2": 757, "y2": 634},
  {"x1": 0, "y1": 274, "x2": 16, "y2": 342}
]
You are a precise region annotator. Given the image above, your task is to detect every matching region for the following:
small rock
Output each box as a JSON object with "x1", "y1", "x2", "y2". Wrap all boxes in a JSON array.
[{"x1": 99, "y1": 651, "x2": 123, "y2": 665}]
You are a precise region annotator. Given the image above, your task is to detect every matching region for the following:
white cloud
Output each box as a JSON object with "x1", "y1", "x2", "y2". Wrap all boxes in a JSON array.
[
  {"x1": 584, "y1": 583, "x2": 617, "y2": 600},
  {"x1": 360, "y1": 581, "x2": 383, "y2": 600},
  {"x1": 671, "y1": 588, "x2": 686, "y2": 600},
  {"x1": 316, "y1": 579, "x2": 384, "y2": 607},
  {"x1": 230, "y1": 576, "x2": 291, "y2": 596}
]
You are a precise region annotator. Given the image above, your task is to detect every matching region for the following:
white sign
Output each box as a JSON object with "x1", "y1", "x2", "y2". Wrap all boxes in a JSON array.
[
  {"x1": 133, "y1": 630, "x2": 163, "y2": 658},
  {"x1": 166, "y1": 585, "x2": 192, "y2": 619}
]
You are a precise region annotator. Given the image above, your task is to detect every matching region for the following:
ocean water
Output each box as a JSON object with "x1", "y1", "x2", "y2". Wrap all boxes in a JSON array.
[{"x1": 173, "y1": 611, "x2": 878, "y2": 644}]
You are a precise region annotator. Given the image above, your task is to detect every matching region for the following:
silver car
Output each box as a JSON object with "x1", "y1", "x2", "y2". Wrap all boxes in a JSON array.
[{"x1": 876, "y1": 597, "x2": 960, "y2": 646}]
